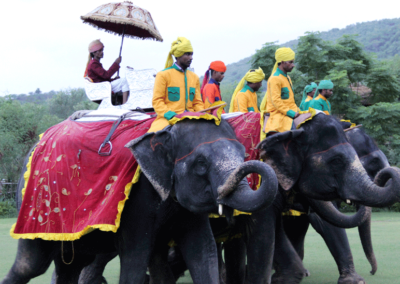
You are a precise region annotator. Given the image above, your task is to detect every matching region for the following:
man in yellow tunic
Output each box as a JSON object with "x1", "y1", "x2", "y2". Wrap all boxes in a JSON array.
[
  {"x1": 149, "y1": 37, "x2": 205, "y2": 132},
  {"x1": 229, "y1": 68, "x2": 265, "y2": 113},
  {"x1": 260, "y1": 47, "x2": 299, "y2": 135}
]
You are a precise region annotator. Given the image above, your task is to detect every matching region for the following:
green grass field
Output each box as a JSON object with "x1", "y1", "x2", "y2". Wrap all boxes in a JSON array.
[{"x1": 1, "y1": 213, "x2": 400, "y2": 284}]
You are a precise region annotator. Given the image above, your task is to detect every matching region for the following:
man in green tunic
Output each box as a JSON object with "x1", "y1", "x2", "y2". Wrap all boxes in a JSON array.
[
  {"x1": 310, "y1": 80, "x2": 334, "y2": 115},
  {"x1": 299, "y1": 82, "x2": 317, "y2": 111}
]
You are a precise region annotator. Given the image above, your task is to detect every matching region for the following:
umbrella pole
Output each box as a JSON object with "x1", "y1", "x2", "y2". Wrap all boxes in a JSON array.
[{"x1": 117, "y1": 26, "x2": 125, "y2": 77}]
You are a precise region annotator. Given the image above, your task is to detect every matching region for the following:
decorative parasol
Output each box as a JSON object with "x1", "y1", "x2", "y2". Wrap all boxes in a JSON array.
[{"x1": 81, "y1": 1, "x2": 163, "y2": 73}]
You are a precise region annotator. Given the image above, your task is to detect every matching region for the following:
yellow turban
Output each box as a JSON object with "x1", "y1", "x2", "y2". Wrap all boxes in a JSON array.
[
  {"x1": 229, "y1": 68, "x2": 265, "y2": 112},
  {"x1": 165, "y1": 37, "x2": 193, "y2": 69},
  {"x1": 270, "y1": 47, "x2": 295, "y2": 76}
]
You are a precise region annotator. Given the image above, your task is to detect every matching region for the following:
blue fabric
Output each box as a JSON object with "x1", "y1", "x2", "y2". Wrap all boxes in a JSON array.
[{"x1": 209, "y1": 78, "x2": 220, "y2": 85}]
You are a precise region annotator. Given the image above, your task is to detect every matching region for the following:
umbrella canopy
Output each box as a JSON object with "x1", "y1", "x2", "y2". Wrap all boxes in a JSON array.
[{"x1": 81, "y1": 1, "x2": 163, "y2": 42}]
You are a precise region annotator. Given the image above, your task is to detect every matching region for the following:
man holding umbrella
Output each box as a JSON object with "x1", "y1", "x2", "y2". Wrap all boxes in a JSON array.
[
  {"x1": 84, "y1": 39, "x2": 130, "y2": 104},
  {"x1": 149, "y1": 37, "x2": 205, "y2": 132}
]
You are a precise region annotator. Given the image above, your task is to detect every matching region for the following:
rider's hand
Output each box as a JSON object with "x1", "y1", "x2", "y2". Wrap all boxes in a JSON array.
[{"x1": 115, "y1": 56, "x2": 122, "y2": 64}]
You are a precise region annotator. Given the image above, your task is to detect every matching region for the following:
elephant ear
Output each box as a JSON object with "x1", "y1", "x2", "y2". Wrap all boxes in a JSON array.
[
  {"x1": 125, "y1": 130, "x2": 174, "y2": 201},
  {"x1": 256, "y1": 129, "x2": 304, "y2": 191}
]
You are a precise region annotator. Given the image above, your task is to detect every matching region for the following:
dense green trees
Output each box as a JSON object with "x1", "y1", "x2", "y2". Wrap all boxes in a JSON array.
[{"x1": 0, "y1": 88, "x2": 97, "y2": 182}]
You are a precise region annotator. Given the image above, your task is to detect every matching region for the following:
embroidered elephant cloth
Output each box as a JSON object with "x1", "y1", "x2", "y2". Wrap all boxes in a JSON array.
[
  {"x1": 11, "y1": 116, "x2": 155, "y2": 241},
  {"x1": 225, "y1": 112, "x2": 261, "y2": 190}
]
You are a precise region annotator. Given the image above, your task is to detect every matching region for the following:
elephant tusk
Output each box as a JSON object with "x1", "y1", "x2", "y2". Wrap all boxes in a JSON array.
[{"x1": 219, "y1": 204, "x2": 223, "y2": 216}]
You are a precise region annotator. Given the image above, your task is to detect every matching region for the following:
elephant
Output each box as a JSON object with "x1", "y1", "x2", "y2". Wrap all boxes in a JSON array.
[
  {"x1": 281, "y1": 122, "x2": 387, "y2": 284},
  {"x1": 1, "y1": 118, "x2": 279, "y2": 284},
  {"x1": 221, "y1": 113, "x2": 400, "y2": 284},
  {"x1": 61, "y1": 114, "x2": 400, "y2": 284}
]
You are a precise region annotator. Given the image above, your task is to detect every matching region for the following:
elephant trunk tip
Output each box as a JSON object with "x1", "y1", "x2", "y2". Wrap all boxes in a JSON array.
[{"x1": 217, "y1": 166, "x2": 244, "y2": 200}]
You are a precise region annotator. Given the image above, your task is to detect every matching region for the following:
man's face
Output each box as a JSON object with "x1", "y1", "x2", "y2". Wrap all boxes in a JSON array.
[
  {"x1": 177, "y1": 52, "x2": 193, "y2": 69},
  {"x1": 321, "y1": 89, "x2": 333, "y2": 99},
  {"x1": 93, "y1": 48, "x2": 104, "y2": 59},
  {"x1": 213, "y1": 71, "x2": 225, "y2": 83},
  {"x1": 249, "y1": 81, "x2": 263, "y2": 92},
  {"x1": 307, "y1": 89, "x2": 316, "y2": 97},
  {"x1": 281, "y1": 60, "x2": 295, "y2": 73}
]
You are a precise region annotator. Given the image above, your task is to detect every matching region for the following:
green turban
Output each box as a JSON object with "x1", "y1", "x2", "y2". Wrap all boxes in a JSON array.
[
  {"x1": 305, "y1": 82, "x2": 317, "y2": 94},
  {"x1": 314, "y1": 80, "x2": 334, "y2": 98},
  {"x1": 300, "y1": 82, "x2": 317, "y2": 107}
]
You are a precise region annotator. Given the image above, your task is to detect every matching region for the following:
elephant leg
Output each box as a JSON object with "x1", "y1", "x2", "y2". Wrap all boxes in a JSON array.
[
  {"x1": 53, "y1": 252, "x2": 95, "y2": 284},
  {"x1": 78, "y1": 252, "x2": 118, "y2": 284},
  {"x1": 1, "y1": 239, "x2": 55, "y2": 284},
  {"x1": 282, "y1": 215, "x2": 309, "y2": 260},
  {"x1": 245, "y1": 206, "x2": 276, "y2": 284},
  {"x1": 309, "y1": 212, "x2": 365, "y2": 284},
  {"x1": 167, "y1": 247, "x2": 188, "y2": 281},
  {"x1": 175, "y1": 212, "x2": 219, "y2": 284},
  {"x1": 149, "y1": 244, "x2": 175, "y2": 284},
  {"x1": 272, "y1": 214, "x2": 305, "y2": 284},
  {"x1": 116, "y1": 178, "x2": 159, "y2": 284},
  {"x1": 224, "y1": 237, "x2": 246, "y2": 284}
]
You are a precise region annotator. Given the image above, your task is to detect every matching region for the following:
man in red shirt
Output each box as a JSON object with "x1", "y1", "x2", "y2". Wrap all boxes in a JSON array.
[
  {"x1": 201, "y1": 61, "x2": 227, "y2": 108},
  {"x1": 84, "y1": 39, "x2": 130, "y2": 104}
]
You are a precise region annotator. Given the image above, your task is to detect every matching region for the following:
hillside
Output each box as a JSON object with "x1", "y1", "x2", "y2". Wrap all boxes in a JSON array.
[{"x1": 221, "y1": 18, "x2": 400, "y2": 87}]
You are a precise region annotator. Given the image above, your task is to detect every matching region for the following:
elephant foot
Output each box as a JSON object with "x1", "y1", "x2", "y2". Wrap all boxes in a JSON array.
[
  {"x1": 271, "y1": 271, "x2": 303, "y2": 284},
  {"x1": 338, "y1": 273, "x2": 365, "y2": 284}
]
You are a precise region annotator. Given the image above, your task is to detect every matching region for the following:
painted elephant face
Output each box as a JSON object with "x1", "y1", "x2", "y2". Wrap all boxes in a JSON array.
[
  {"x1": 127, "y1": 119, "x2": 278, "y2": 214},
  {"x1": 257, "y1": 114, "x2": 400, "y2": 208}
]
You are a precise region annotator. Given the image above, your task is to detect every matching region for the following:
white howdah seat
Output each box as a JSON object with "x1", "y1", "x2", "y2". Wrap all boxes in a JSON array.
[
  {"x1": 83, "y1": 67, "x2": 157, "y2": 110},
  {"x1": 84, "y1": 77, "x2": 111, "y2": 103}
]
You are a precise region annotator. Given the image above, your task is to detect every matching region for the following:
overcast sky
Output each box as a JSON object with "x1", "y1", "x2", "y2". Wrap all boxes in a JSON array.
[{"x1": 1, "y1": 0, "x2": 399, "y2": 95}]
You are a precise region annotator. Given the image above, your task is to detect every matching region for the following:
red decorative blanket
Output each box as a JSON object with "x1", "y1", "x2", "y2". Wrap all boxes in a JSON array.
[
  {"x1": 226, "y1": 112, "x2": 261, "y2": 190},
  {"x1": 11, "y1": 111, "x2": 261, "y2": 240},
  {"x1": 12, "y1": 117, "x2": 154, "y2": 241}
]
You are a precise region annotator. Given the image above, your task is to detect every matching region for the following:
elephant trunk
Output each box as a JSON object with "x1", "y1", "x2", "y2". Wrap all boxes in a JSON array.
[
  {"x1": 217, "y1": 160, "x2": 278, "y2": 212},
  {"x1": 358, "y1": 211, "x2": 378, "y2": 275},
  {"x1": 307, "y1": 198, "x2": 371, "y2": 228},
  {"x1": 346, "y1": 167, "x2": 400, "y2": 207}
]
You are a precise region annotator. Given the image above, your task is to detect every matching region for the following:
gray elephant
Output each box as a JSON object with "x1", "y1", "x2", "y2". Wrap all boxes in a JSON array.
[
  {"x1": 1, "y1": 118, "x2": 278, "y2": 284},
  {"x1": 221, "y1": 113, "x2": 400, "y2": 284},
  {"x1": 281, "y1": 122, "x2": 387, "y2": 284}
]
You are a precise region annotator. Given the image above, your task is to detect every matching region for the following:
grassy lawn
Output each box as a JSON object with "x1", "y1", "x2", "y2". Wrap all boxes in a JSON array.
[{"x1": 1, "y1": 213, "x2": 400, "y2": 283}]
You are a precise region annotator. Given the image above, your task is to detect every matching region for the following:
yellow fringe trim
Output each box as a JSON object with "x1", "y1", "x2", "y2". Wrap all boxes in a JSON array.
[
  {"x1": 282, "y1": 209, "x2": 307, "y2": 217},
  {"x1": 340, "y1": 119, "x2": 356, "y2": 128},
  {"x1": 10, "y1": 150, "x2": 142, "y2": 241},
  {"x1": 208, "y1": 209, "x2": 252, "y2": 219},
  {"x1": 260, "y1": 111, "x2": 267, "y2": 141},
  {"x1": 296, "y1": 107, "x2": 318, "y2": 129},
  {"x1": 169, "y1": 103, "x2": 225, "y2": 126}
]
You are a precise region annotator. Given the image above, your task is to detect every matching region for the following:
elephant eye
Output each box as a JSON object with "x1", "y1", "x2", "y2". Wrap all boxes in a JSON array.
[
  {"x1": 329, "y1": 156, "x2": 345, "y2": 167},
  {"x1": 194, "y1": 158, "x2": 208, "y2": 176}
]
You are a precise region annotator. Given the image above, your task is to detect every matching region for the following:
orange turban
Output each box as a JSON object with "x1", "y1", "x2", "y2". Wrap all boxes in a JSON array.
[
  {"x1": 210, "y1": 61, "x2": 227, "y2": 72},
  {"x1": 201, "y1": 61, "x2": 227, "y2": 95}
]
